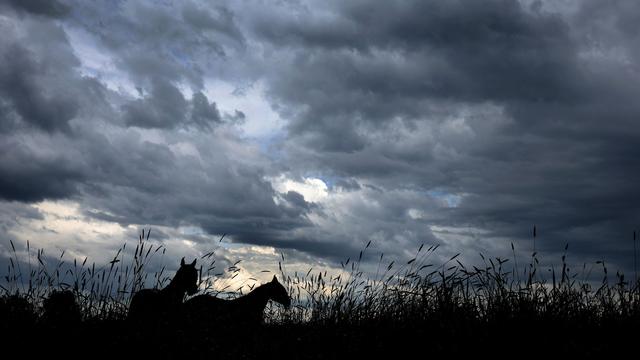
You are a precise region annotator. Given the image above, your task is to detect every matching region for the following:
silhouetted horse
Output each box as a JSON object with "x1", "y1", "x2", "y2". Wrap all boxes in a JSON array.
[
  {"x1": 183, "y1": 275, "x2": 290, "y2": 327},
  {"x1": 128, "y1": 257, "x2": 198, "y2": 324}
]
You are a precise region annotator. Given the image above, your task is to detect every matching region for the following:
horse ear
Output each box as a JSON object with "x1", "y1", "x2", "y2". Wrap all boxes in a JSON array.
[
  {"x1": 272, "y1": 275, "x2": 278, "y2": 283},
  {"x1": 191, "y1": 259, "x2": 197, "y2": 266},
  {"x1": 181, "y1": 257, "x2": 185, "y2": 266}
]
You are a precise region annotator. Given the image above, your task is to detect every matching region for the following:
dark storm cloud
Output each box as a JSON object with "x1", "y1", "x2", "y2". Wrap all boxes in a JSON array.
[
  {"x1": 244, "y1": 0, "x2": 640, "y2": 271},
  {"x1": 181, "y1": 1, "x2": 246, "y2": 47},
  {"x1": 123, "y1": 82, "x2": 229, "y2": 130},
  {"x1": 0, "y1": 137, "x2": 85, "y2": 202},
  {"x1": 69, "y1": 0, "x2": 247, "y2": 88},
  {"x1": 2, "y1": 0, "x2": 70, "y2": 18},
  {"x1": 0, "y1": 27, "x2": 79, "y2": 133},
  {"x1": 77, "y1": 132, "x2": 312, "y2": 230},
  {"x1": 123, "y1": 78, "x2": 188, "y2": 129},
  {"x1": 0, "y1": 15, "x2": 114, "y2": 201},
  {"x1": 2, "y1": 0, "x2": 640, "y2": 275},
  {"x1": 283, "y1": 191, "x2": 311, "y2": 211},
  {"x1": 255, "y1": 0, "x2": 583, "y2": 146},
  {"x1": 191, "y1": 91, "x2": 222, "y2": 128},
  {"x1": 0, "y1": 2, "x2": 315, "y2": 262}
]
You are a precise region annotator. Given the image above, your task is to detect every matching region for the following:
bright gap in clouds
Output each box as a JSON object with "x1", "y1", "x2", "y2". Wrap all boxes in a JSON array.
[
  {"x1": 203, "y1": 79, "x2": 285, "y2": 140},
  {"x1": 64, "y1": 25, "x2": 138, "y2": 96},
  {"x1": 427, "y1": 190, "x2": 464, "y2": 208},
  {"x1": 270, "y1": 175, "x2": 329, "y2": 203},
  {"x1": 5, "y1": 200, "x2": 318, "y2": 288},
  {"x1": 8, "y1": 201, "x2": 131, "y2": 264},
  {"x1": 67, "y1": 23, "x2": 285, "y2": 143}
]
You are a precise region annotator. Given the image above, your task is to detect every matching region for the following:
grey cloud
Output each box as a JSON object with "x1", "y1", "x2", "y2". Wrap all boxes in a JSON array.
[
  {"x1": 0, "y1": 17, "x2": 111, "y2": 201},
  {"x1": 283, "y1": 191, "x2": 310, "y2": 210},
  {"x1": 257, "y1": 0, "x2": 583, "y2": 132},
  {"x1": 0, "y1": 6, "x2": 316, "y2": 263},
  {"x1": 2, "y1": 0, "x2": 640, "y2": 277},
  {"x1": 0, "y1": 139, "x2": 84, "y2": 202},
  {"x1": 70, "y1": 127, "x2": 315, "y2": 254},
  {"x1": 0, "y1": 16, "x2": 113, "y2": 134},
  {"x1": 333, "y1": 178, "x2": 361, "y2": 191},
  {"x1": 0, "y1": 201, "x2": 43, "y2": 237},
  {"x1": 181, "y1": 2, "x2": 246, "y2": 48},
  {"x1": 191, "y1": 91, "x2": 222, "y2": 128},
  {"x1": 0, "y1": 37, "x2": 78, "y2": 133},
  {"x1": 223, "y1": 109, "x2": 245, "y2": 124},
  {"x1": 123, "y1": 79, "x2": 188, "y2": 129},
  {"x1": 2, "y1": 0, "x2": 70, "y2": 18},
  {"x1": 70, "y1": 0, "x2": 248, "y2": 88},
  {"x1": 123, "y1": 83, "x2": 244, "y2": 130},
  {"x1": 245, "y1": 0, "x2": 640, "y2": 272}
]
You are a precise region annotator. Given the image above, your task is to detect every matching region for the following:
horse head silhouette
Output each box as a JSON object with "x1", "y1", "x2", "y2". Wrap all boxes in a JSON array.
[
  {"x1": 173, "y1": 257, "x2": 199, "y2": 296},
  {"x1": 264, "y1": 275, "x2": 291, "y2": 308}
]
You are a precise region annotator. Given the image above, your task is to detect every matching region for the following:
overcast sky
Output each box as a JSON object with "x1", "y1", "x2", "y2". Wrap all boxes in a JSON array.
[{"x1": 1, "y1": 0, "x2": 639, "y2": 286}]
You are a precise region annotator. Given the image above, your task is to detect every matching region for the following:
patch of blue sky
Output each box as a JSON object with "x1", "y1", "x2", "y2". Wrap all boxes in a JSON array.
[
  {"x1": 255, "y1": 131, "x2": 287, "y2": 161},
  {"x1": 427, "y1": 190, "x2": 462, "y2": 208},
  {"x1": 179, "y1": 226, "x2": 206, "y2": 236}
]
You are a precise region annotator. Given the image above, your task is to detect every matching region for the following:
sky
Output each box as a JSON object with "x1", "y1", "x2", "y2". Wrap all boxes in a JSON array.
[{"x1": 1, "y1": 0, "x2": 639, "y2": 287}]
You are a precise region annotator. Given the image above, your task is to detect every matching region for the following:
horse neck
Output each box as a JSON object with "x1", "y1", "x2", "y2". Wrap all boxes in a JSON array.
[{"x1": 161, "y1": 275, "x2": 186, "y2": 301}]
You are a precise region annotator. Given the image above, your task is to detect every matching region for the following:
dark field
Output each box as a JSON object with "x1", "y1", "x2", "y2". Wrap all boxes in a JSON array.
[{"x1": 2, "y1": 234, "x2": 639, "y2": 358}]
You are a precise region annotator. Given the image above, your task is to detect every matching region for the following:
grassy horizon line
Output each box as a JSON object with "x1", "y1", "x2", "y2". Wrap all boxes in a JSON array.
[{"x1": 1, "y1": 228, "x2": 639, "y2": 326}]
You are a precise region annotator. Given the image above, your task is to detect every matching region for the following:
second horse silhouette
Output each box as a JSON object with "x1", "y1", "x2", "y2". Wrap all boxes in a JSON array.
[
  {"x1": 183, "y1": 275, "x2": 290, "y2": 327},
  {"x1": 128, "y1": 257, "x2": 199, "y2": 324}
]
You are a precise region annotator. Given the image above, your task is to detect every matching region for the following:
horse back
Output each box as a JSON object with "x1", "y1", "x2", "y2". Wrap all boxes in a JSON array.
[
  {"x1": 128, "y1": 289, "x2": 164, "y2": 321},
  {"x1": 184, "y1": 295, "x2": 227, "y2": 313},
  {"x1": 182, "y1": 294, "x2": 232, "y2": 325},
  {"x1": 183, "y1": 294, "x2": 264, "y2": 326}
]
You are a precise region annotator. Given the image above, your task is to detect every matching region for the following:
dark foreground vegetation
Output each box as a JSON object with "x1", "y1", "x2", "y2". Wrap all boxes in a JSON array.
[{"x1": 1, "y1": 231, "x2": 639, "y2": 358}]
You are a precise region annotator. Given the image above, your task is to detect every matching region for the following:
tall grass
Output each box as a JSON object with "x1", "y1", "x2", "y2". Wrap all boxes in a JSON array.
[
  {"x1": 269, "y1": 242, "x2": 640, "y2": 327},
  {"x1": 2, "y1": 230, "x2": 640, "y2": 329},
  {"x1": 1, "y1": 230, "x2": 170, "y2": 319}
]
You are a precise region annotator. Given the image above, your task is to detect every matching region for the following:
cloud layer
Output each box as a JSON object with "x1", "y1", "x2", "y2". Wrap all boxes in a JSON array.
[{"x1": 1, "y1": 0, "x2": 639, "y2": 278}]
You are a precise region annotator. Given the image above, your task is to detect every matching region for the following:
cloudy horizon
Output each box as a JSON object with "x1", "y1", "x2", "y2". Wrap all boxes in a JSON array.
[{"x1": 1, "y1": 0, "x2": 639, "y2": 286}]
